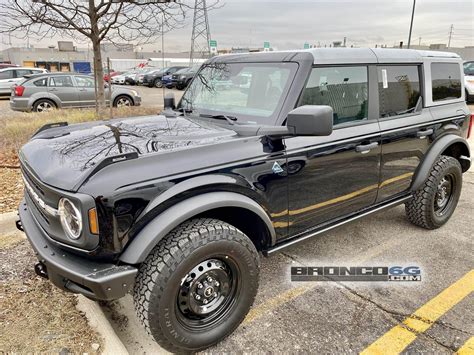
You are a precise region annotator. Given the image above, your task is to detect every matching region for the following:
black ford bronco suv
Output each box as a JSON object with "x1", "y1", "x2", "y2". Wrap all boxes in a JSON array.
[{"x1": 16, "y1": 48, "x2": 471, "y2": 352}]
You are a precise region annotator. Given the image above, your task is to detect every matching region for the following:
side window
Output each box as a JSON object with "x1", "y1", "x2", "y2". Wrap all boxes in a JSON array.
[
  {"x1": 50, "y1": 76, "x2": 74, "y2": 87},
  {"x1": 378, "y1": 65, "x2": 420, "y2": 118},
  {"x1": 15, "y1": 69, "x2": 32, "y2": 77},
  {"x1": 33, "y1": 78, "x2": 47, "y2": 87},
  {"x1": 32, "y1": 69, "x2": 44, "y2": 74},
  {"x1": 301, "y1": 66, "x2": 368, "y2": 125},
  {"x1": 75, "y1": 76, "x2": 94, "y2": 87},
  {"x1": 0, "y1": 70, "x2": 14, "y2": 79},
  {"x1": 431, "y1": 62, "x2": 462, "y2": 101}
]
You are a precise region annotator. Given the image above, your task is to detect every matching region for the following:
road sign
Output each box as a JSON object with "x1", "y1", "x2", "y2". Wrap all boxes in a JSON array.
[
  {"x1": 210, "y1": 40, "x2": 217, "y2": 48},
  {"x1": 304, "y1": 42, "x2": 310, "y2": 49},
  {"x1": 264, "y1": 41, "x2": 270, "y2": 49}
]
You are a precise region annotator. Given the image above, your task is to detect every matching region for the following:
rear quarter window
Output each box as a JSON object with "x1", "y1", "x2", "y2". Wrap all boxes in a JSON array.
[
  {"x1": 431, "y1": 62, "x2": 462, "y2": 102},
  {"x1": 33, "y1": 78, "x2": 48, "y2": 87}
]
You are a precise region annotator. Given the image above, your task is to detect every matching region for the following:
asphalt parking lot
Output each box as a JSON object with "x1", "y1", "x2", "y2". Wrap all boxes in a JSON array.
[{"x1": 102, "y1": 137, "x2": 474, "y2": 353}]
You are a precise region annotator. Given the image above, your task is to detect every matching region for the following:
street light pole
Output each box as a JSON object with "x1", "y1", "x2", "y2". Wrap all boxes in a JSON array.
[{"x1": 407, "y1": 0, "x2": 416, "y2": 49}]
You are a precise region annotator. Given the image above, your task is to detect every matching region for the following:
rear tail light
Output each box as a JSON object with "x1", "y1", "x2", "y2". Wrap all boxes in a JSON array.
[
  {"x1": 468, "y1": 114, "x2": 473, "y2": 139},
  {"x1": 14, "y1": 85, "x2": 25, "y2": 97}
]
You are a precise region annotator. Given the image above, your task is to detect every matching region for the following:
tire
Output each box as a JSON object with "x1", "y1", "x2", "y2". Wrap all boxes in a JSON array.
[
  {"x1": 405, "y1": 155, "x2": 462, "y2": 229},
  {"x1": 33, "y1": 99, "x2": 56, "y2": 112},
  {"x1": 133, "y1": 218, "x2": 260, "y2": 353},
  {"x1": 154, "y1": 78, "x2": 163, "y2": 88},
  {"x1": 113, "y1": 95, "x2": 133, "y2": 108},
  {"x1": 176, "y1": 84, "x2": 185, "y2": 90}
]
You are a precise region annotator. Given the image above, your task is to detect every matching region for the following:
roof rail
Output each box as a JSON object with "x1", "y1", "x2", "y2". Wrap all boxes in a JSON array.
[{"x1": 32, "y1": 122, "x2": 69, "y2": 137}]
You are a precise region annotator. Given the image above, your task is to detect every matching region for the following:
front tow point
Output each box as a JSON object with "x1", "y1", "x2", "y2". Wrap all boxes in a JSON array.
[{"x1": 34, "y1": 262, "x2": 48, "y2": 279}]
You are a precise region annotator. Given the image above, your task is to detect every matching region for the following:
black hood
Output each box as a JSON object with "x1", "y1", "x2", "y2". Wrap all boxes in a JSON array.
[{"x1": 20, "y1": 115, "x2": 236, "y2": 191}]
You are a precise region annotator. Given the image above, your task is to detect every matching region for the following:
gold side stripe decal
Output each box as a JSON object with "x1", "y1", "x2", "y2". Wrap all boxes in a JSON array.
[{"x1": 271, "y1": 172, "x2": 413, "y2": 218}]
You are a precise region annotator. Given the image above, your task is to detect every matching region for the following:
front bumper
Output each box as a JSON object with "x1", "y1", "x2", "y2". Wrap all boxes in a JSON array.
[{"x1": 17, "y1": 198, "x2": 137, "y2": 300}]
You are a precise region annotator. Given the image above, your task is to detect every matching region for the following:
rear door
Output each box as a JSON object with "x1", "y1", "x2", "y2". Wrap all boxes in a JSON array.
[
  {"x1": 74, "y1": 75, "x2": 96, "y2": 107},
  {"x1": 48, "y1": 75, "x2": 79, "y2": 107},
  {"x1": 375, "y1": 64, "x2": 434, "y2": 202},
  {"x1": 284, "y1": 65, "x2": 382, "y2": 238}
]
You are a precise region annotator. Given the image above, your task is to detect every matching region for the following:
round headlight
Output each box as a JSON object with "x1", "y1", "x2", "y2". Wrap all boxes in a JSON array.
[
  {"x1": 58, "y1": 198, "x2": 82, "y2": 240},
  {"x1": 180, "y1": 75, "x2": 186, "y2": 80}
]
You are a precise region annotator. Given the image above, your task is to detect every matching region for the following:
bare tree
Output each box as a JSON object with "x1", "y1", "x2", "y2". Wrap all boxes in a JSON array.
[{"x1": 0, "y1": 0, "x2": 187, "y2": 110}]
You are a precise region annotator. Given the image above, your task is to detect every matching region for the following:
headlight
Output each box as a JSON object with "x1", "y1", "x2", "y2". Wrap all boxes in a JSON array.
[
  {"x1": 130, "y1": 90, "x2": 138, "y2": 96},
  {"x1": 58, "y1": 198, "x2": 82, "y2": 240},
  {"x1": 180, "y1": 75, "x2": 186, "y2": 80}
]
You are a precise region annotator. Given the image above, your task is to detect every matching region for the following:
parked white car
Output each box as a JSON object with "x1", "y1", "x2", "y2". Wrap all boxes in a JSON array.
[
  {"x1": 0, "y1": 67, "x2": 48, "y2": 95},
  {"x1": 464, "y1": 61, "x2": 474, "y2": 103},
  {"x1": 111, "y1": 74, "x2": 126, "y2": 85}
]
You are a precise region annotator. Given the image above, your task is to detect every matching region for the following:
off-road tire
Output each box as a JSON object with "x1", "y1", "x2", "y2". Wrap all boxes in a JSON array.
[
  {"x1": 133, "y1": 218, "x2": 260, "y2": 353},
  {"x1": 405, "y1": 155, "x2": 462, "y2": 229}
]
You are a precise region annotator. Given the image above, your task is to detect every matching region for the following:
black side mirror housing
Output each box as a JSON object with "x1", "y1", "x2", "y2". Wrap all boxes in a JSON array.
[{"x1": 286, "y1": 105, "x2": 333, "y2": 136}]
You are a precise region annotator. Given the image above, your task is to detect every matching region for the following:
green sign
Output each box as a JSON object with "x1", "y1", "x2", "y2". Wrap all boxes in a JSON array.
[
  {"x1": 209, "y1": 40, "x2": 217, "y2": 47},
  {"x1": 263, "y1": 41, "x2": 270, "y2": 49},
  {"x1": 304, "y1": 42, "x2": 310, "y2": 49}
]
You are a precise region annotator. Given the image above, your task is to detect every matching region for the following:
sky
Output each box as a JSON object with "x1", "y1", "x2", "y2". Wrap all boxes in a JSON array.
[{"x1": 1, "y1": 0, "x2": 473, "y2": 51}]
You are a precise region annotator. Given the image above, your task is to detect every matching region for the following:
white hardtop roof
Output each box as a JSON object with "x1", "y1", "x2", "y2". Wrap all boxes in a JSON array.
[{"x1": 300, "y1": 47, "x2": 460, "y2": 64}]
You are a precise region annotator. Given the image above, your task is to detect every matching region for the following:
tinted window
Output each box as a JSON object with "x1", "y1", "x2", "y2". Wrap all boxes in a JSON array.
[
  {"x1": 50, "y1": 76, "x2": 74, "y2": 87},
  {"x1": 431, "y1": 63, "x2": 462, "y2": 101},
  {"x1": 16, "y1": 69, "x2": 32, "y2": 77},
  {"x1": 75, "y1": 76, "x2": 94, "y2": 87},
  {"x1": 0, "y1": 70, "x2": 14, "y2": 79},
  {"x1": 33, "y1": 78, "x2": 47, "y2": 87},
  {"x1": 301, "y1": 66, "x2": 368, "y2": 125},
  {"x1": 378, "y1": 66, "x2": 420, "y2": 117},
  {"x1": 32, "y1": 69, "x2": 44, "y2": 74}
]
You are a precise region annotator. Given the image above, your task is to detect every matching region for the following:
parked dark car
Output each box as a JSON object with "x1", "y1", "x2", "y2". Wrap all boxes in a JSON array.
[
  {"x1": 10, "y1": 72, "x2": 141, "y2": 112},
  {"x1": 16, "y1": 49, "x2": 471, "y2": 352},
  {"x1": 142, "y1": 66, "x2": 187, "y2": 88},
  {"x1": 170, "y1": 64, "x2": 200, "y2": 90}
]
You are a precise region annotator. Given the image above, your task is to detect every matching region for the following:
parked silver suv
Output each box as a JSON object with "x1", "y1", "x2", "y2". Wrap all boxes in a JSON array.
[{"x1": 10, "y1": 72, "x2": 141, "y2": 112}]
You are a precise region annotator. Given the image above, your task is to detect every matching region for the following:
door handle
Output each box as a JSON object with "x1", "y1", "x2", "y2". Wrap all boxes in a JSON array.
[
  {"x1": 416, "y1": 128, "x2": 433, "y2": 138},
  {"x1": 49, "y1": 88, "x2": 58, "y2": 91},
  {"x1": 355, "y1": 142, "x2": 379, "y2": 154}
]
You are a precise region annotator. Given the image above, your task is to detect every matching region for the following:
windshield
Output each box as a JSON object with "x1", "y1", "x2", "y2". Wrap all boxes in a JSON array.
[
  {"x1": 175, "y1": 68, "x2": 190, "y2": 74},
  {"x1": 179, "y1": 62, "x2": 297, "y2": 124},
  {"x1": 464, "y1": 62, "x2": 474, "y2": 76}
]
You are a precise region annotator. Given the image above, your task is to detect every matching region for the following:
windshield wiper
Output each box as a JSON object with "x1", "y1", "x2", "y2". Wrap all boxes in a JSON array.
[{"x1": 199, "y1": 113, "x2": 238, "y2": 125}]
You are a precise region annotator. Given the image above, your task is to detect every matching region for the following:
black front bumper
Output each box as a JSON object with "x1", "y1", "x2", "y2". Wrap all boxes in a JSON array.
[{"x1": 17, "y1": 199, "x2": 137, "y2": 300}]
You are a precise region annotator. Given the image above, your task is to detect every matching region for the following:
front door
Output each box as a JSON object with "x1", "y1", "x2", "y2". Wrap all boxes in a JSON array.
[
  {"x1": 74, "y1": 75, "x2": 96, "y2": 107},
  {"x1": 283, "y1": 65, "x2": 381, "y2": 238}
]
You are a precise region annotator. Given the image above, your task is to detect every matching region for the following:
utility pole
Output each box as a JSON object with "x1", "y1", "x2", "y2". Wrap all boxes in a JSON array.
[
  {"x1": 189, "y1": 0, "x2": 211, "y2": 65},
  {"x1": 418, "y1": 37, "x2": 421, "y2": 46},
  {"x1": 448, "y1": 24, "x2": 454, "y2": 48},
  {"x1": 407, "y1": 0, "x2": 416, "y2": 48}
]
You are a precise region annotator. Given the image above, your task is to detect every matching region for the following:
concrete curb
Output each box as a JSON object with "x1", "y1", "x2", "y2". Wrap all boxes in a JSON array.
[{"x1": 76, "y1": 295, "x2": 130, "y2": 355}]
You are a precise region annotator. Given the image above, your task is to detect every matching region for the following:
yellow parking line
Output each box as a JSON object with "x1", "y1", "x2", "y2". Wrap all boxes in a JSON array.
[
  {"x1": 457, "y1": 337, "x2": 474, "y2": 355},
  {"x1": 361, "y1": 269, "x2": 474, "y2": 355},
  {"x1": 243, "y1": 236, "x2": 404, "y2": 325}
]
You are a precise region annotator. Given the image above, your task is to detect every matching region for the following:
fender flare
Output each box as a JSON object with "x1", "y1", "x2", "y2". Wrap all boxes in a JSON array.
[
  {"x1": 119, "y1": 191, "x2": 277, "y2": 264},
  {"x1": 410, "y1": 134, "x2": 470, "y2": 191}
]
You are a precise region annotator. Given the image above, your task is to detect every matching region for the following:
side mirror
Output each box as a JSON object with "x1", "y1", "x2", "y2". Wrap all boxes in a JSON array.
[{"x1": 287, "y1": 105, "x2": 333, "y2": 136}]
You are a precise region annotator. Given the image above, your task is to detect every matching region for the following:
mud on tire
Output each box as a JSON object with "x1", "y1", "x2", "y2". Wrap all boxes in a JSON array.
[
  {"x1": 133, "y1": 218, "x2": 260, "y2": 353},
  {"x1": 405, "y1": 155, "x2": 462, "y2": 229}
]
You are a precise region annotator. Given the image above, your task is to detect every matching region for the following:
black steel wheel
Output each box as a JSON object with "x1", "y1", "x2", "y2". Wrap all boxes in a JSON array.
[
  {"x1": 134, "y1": 218, "x2": 260, "y2": 353},
  {"x1": 406, "y1": 155, "x2": 462, "y2": 229}
]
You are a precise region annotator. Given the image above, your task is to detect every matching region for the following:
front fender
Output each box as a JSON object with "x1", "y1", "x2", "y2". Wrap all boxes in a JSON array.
[
  {"x1": 411, "y1": 134, "x2": 470, "y2": 191},
  {"x1": 119, "y1": 191, "x2": 276, "y2": 264}
]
